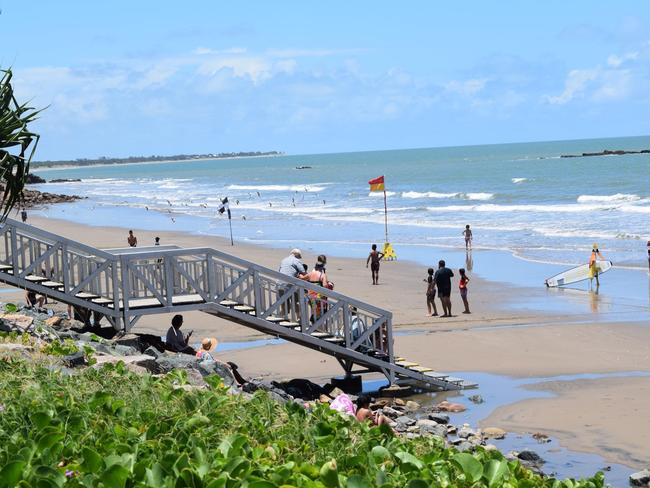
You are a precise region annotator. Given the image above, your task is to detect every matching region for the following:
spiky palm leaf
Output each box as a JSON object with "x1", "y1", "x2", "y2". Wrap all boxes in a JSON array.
[{"x1": 0, "y1": 68, "x2": 42, "y2": 219}]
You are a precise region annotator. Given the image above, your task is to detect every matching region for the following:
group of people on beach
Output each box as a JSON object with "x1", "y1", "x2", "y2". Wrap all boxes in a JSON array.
[{"x1": 425, "y1": 261, "x2": 470, "y2": 317}]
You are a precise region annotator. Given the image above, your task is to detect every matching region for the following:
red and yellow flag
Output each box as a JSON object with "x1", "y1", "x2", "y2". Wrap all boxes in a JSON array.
[{"x1": 368, "y1": 175, "x2": 385, "y2": 192}]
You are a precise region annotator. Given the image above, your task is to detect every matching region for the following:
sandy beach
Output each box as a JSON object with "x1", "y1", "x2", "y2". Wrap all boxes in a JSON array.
[{"x1": 4, "y1": 213, "x2": 650, "y2": 470}]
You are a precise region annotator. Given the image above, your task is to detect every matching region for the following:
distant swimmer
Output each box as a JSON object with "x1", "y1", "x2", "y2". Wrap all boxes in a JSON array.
[
  {"x1": 647, "y1": 240, "x2": 650, "y2": 272},
  {"x1": 236, "y1": 199, "x2": 240, "y2": 205},
  {"x1": 171, "y1": 217, "x2": 176, "y2": 223},
  {"x1": 269, "y1": 202, "x2": 272, "y2": 207},
  {"x1": 145, "y1": 206, "x2": 149, "y2": 211},
  {"x1": 588, "y1": 243, "x2": 605, "y2": 286},
  {"x1": 200, "y1": 203, "x2": 207, "y2": 208},
  {"x1": 242, "y1": 216, "x2": 246, "y2": 220},
  {"x1": 322, "y1": 200, "x2": 326, "y2": 205},
  {"x1": 167, "y1": 200, "x2": 172, "y2": 206},
  {"x1": 256, "y1": 191, "x2": 261, "y2": 197},
  {"x1": 463, "y1": 225, "x2": 473, "y2": 250}
]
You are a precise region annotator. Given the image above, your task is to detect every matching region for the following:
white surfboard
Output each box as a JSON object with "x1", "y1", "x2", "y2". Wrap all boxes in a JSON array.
[{"x1": 545, "y1": 261, "x2": 613, "y2": 287}]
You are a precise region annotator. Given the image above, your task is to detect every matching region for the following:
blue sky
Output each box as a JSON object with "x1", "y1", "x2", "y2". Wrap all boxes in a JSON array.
[{"x1": 1, "y1": 1, "x2": 649, "y2": 159}]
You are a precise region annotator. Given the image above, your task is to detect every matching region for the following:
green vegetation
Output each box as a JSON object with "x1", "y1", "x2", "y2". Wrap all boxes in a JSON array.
[
  {"x1": 32, "y1": 151, "x2": 283, "y2": 169},
  {"x1": 0, "y1": 357, "x2": 604, "y2": 487},
  {"x1": 0, "y1": 69, "x2": 42, "y2": 217}
]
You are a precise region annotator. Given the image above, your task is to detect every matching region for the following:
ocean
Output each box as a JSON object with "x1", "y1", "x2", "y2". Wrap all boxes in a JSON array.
[{"x1": 32, "y1": 135, "x2": 650, "y2": 271}]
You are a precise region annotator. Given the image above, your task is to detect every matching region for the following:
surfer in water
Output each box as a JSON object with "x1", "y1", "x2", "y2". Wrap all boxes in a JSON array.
[{"x1": 588, "y1": 243, "x2": 605, "y2": 287}]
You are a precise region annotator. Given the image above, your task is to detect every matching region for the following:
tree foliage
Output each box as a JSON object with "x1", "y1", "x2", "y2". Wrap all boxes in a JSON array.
[{"x1": 0, "y1": 68, "x2": 41, "y2": 219}]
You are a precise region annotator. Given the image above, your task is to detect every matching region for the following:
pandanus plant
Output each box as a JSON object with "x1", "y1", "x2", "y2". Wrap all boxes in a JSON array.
[{"x1": 0, "y1": 68, "x2": 42, "y2": 219}]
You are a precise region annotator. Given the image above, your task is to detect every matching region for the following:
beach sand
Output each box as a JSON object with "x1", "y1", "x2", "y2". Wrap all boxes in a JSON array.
[{"x1": 5, "y1": 214, "x2": 650, "y2": 469}]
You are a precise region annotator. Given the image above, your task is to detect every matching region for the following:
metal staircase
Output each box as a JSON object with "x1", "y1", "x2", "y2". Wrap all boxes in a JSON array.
[{"x1": 0, "y1": 218, "x2": 476, "y2": 391}]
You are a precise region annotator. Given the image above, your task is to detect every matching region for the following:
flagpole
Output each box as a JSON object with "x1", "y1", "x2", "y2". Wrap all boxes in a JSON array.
[
  {"x1": 228, "y1": 209, "x2": 234, "y2": 246},
  {"x1": 383, "y1": 189, "x2": 388, "y2": 243}
]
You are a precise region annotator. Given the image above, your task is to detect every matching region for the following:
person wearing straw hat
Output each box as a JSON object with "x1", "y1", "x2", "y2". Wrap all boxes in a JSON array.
[{"x1": 196, "y1": 337, "x2": 218, "y2": 361}]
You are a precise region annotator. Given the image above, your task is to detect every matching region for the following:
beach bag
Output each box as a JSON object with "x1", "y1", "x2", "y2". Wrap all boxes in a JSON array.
[{"x1": 330, "y1": 393, "x2": 356, "y2": 416}]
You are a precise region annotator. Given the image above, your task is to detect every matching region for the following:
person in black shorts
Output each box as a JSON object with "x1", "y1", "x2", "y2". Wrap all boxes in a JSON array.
[
  {"x1": 366, "y1": 244, "x2": 384, "y2": 285},
  {"x1": 434, "y1": 259, "x2": 454, "y2": 317}
]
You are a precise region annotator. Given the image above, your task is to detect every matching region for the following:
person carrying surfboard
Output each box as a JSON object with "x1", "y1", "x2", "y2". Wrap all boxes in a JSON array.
[{"x1": 588, "y1": 243, "x2": 605, "y2": 286}]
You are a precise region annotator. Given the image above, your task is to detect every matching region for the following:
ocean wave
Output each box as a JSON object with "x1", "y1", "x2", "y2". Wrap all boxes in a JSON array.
[
  {"x1": 227, "y1": 184, "x2": 327, "y2": 192},
  {"x1": 511, "y1": 178, "x2": 528, "y2": 184},
  {"x1": 464, "y1": 192, "x2": 493, "y2": 201},
  {"x1": 368, "y1": 191, "x2": 397, "y2": 197},
  {"x1": 402, "y1": 191, "x2": 459, "y2": 199},
  {"x1": 400, "y1": 191, "x2": 494, "y2": 200},
  {"x1": 577, "y1": 193, "x2": 641, "y2": 203}
]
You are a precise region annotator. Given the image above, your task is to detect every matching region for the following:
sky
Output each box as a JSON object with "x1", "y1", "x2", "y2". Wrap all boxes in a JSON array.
[{"x1": 1, "y1": 1, "x2": 650, "y2": 160}]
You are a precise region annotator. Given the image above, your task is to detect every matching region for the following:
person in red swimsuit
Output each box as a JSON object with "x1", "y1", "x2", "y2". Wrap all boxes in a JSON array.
[{"x1": 459, "y1": 268, "x2": 471, "y2": 314}]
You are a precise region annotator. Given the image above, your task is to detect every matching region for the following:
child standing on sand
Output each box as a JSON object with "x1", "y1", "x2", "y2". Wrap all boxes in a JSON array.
[
  {"x1": 425, "y1": 268, "x2": 438, "y2": 316},
  {"x1": 459, "y1": 268, "x2": 470, "y2": 314},
  {"x1": 366, "y1": 244, "x2": 384, "y2": 285}
]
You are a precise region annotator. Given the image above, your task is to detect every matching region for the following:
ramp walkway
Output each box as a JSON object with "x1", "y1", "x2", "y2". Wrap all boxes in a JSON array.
[{"x1": 0, "y1": 218, "x2": 476, "y2": 391}]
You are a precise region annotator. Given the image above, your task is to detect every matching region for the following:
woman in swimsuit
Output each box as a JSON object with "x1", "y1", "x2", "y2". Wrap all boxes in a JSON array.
[
  {"x1": 366, "y1": 244, "x2": 384, "y2": 285},
  {"x1": 588, "y1": 243, "x2": 605, "y2": 286}
]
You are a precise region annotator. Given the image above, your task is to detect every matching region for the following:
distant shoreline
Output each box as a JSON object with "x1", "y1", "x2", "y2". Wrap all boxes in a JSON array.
[{"x1": 31, "y1": 151, "x2": 284, "y2": 169}]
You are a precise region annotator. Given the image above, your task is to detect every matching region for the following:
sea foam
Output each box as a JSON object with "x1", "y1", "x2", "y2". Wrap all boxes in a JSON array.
[
  {"x1": 227, "y1": 184, "x2": 327, "y2": 192},
  {"x1": 576, "y1": 193, "x2": 640, "y2": 203}
]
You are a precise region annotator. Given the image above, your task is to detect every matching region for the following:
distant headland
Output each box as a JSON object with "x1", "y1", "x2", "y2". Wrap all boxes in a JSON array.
[{"x1": 31, "y1": 151, "x2": 284, "y2": 168}]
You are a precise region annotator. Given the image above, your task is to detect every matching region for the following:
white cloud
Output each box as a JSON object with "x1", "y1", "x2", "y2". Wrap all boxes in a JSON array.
[
  {"x1": 444, "y1": 78, "x2": 487, "y2": 97},
  {"x1": 607, "y1": 51, "x2": 638, "y2": 67},
  {"x1": 546, "y1": 48, "x2": 645, "y2": 105},
  {"x1": 545, "y1": 68, "x2": 598, "y2": 105}
]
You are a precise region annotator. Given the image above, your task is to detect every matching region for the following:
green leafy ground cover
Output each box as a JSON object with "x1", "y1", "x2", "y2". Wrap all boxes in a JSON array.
[{"x1": 0, "y1": 357, "x2": 604, "y2": 487}]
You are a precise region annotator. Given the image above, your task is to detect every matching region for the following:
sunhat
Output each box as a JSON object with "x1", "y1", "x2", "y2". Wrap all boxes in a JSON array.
[
  {"x1": 592, "y1": 243, "x2": 598, "y2": 249},
  {"x1": 201, "y1": 337, "x2": 218, "y2": 352}
]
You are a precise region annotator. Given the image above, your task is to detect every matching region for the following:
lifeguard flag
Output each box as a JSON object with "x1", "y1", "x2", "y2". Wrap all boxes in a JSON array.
[{"x1": 368, "y1": 175, "x2": 385, "y2": 192}]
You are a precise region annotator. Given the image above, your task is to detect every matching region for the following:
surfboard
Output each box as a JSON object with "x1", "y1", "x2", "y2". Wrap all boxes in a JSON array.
[{"x1": 545, "y1": 260, "x2": 613, "y2": 287}]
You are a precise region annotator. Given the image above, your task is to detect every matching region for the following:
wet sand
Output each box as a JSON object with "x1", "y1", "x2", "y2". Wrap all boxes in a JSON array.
[
  {"x1": 5, "y1": 214, "x2": 650, "y2": 469},
  {"x1": 482, "y1": 376, "x2": 650, "y2": 467}
]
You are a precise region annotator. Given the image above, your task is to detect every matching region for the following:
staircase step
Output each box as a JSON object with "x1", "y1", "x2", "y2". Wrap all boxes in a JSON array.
[
  {"x1": 41, "y1": 281, "x2": 64, "y2": 288},
  {"x1": 444, "y1": 376, "x2": 465, "y2": 384},
  {"x1": 266, "y1": 316, "x2": 286, "y2": 322},
  {"x1": 75, "y1": 292, "x2": 100, "y2": 299},
  {"x1": 395, "y1": 360, "x2": 419, "y2": 368},
  {"x1": 409, "y1": 365, "x2": 433, "y2": 373},
  {"x1": 310, "y1": 331, "x2": 330, "y2": 338},
  {"x1": 324, "y1": 336, "x2": 344, "y2": 343},
  {"x1": 219, "y1": 300, "x2": 239, "y2": 307},
  {"x1": 233, "y1": 305, "x2": 255, "y2": 312},
  {"x1": 279, "y1": 321, "x2": 299, "y2": 328},
  {"x1": 424, "y1": 371, "x2": 449, "y2": 380},
  {"x1": 25, "y1": 275, "x2": 48, "y2": 283}
]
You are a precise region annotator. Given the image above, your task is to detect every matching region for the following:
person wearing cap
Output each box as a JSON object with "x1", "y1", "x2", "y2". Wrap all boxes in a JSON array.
[
  {"x1": 278, "y1": 249, "x2": 309, "y2": 317},
  {"x1": 588, "y1": 243, "x2": 605, "y2": 287},
  {"x1": 165, "y1": 314, "x2": 196, "y2": 354},
  {"x1": 196, "y1": 337, "x2": 218, "y2": 361}
]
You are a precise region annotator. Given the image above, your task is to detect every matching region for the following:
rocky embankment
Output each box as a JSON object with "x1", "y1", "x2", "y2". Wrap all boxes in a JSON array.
[
  {"x1": 560, "y1": 149, "x2": 650, "y2": 158},
  {"x1": 4, "y1": 173, "x2": 83, "y2": 208},
  {"x1": 1, "y1": 304, "x2": 648, "y2": 485}
]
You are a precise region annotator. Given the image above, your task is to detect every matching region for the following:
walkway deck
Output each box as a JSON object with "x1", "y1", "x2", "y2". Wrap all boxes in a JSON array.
[{"x1": 0, "y1": 218, "x2": 476, "y2": 391}]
